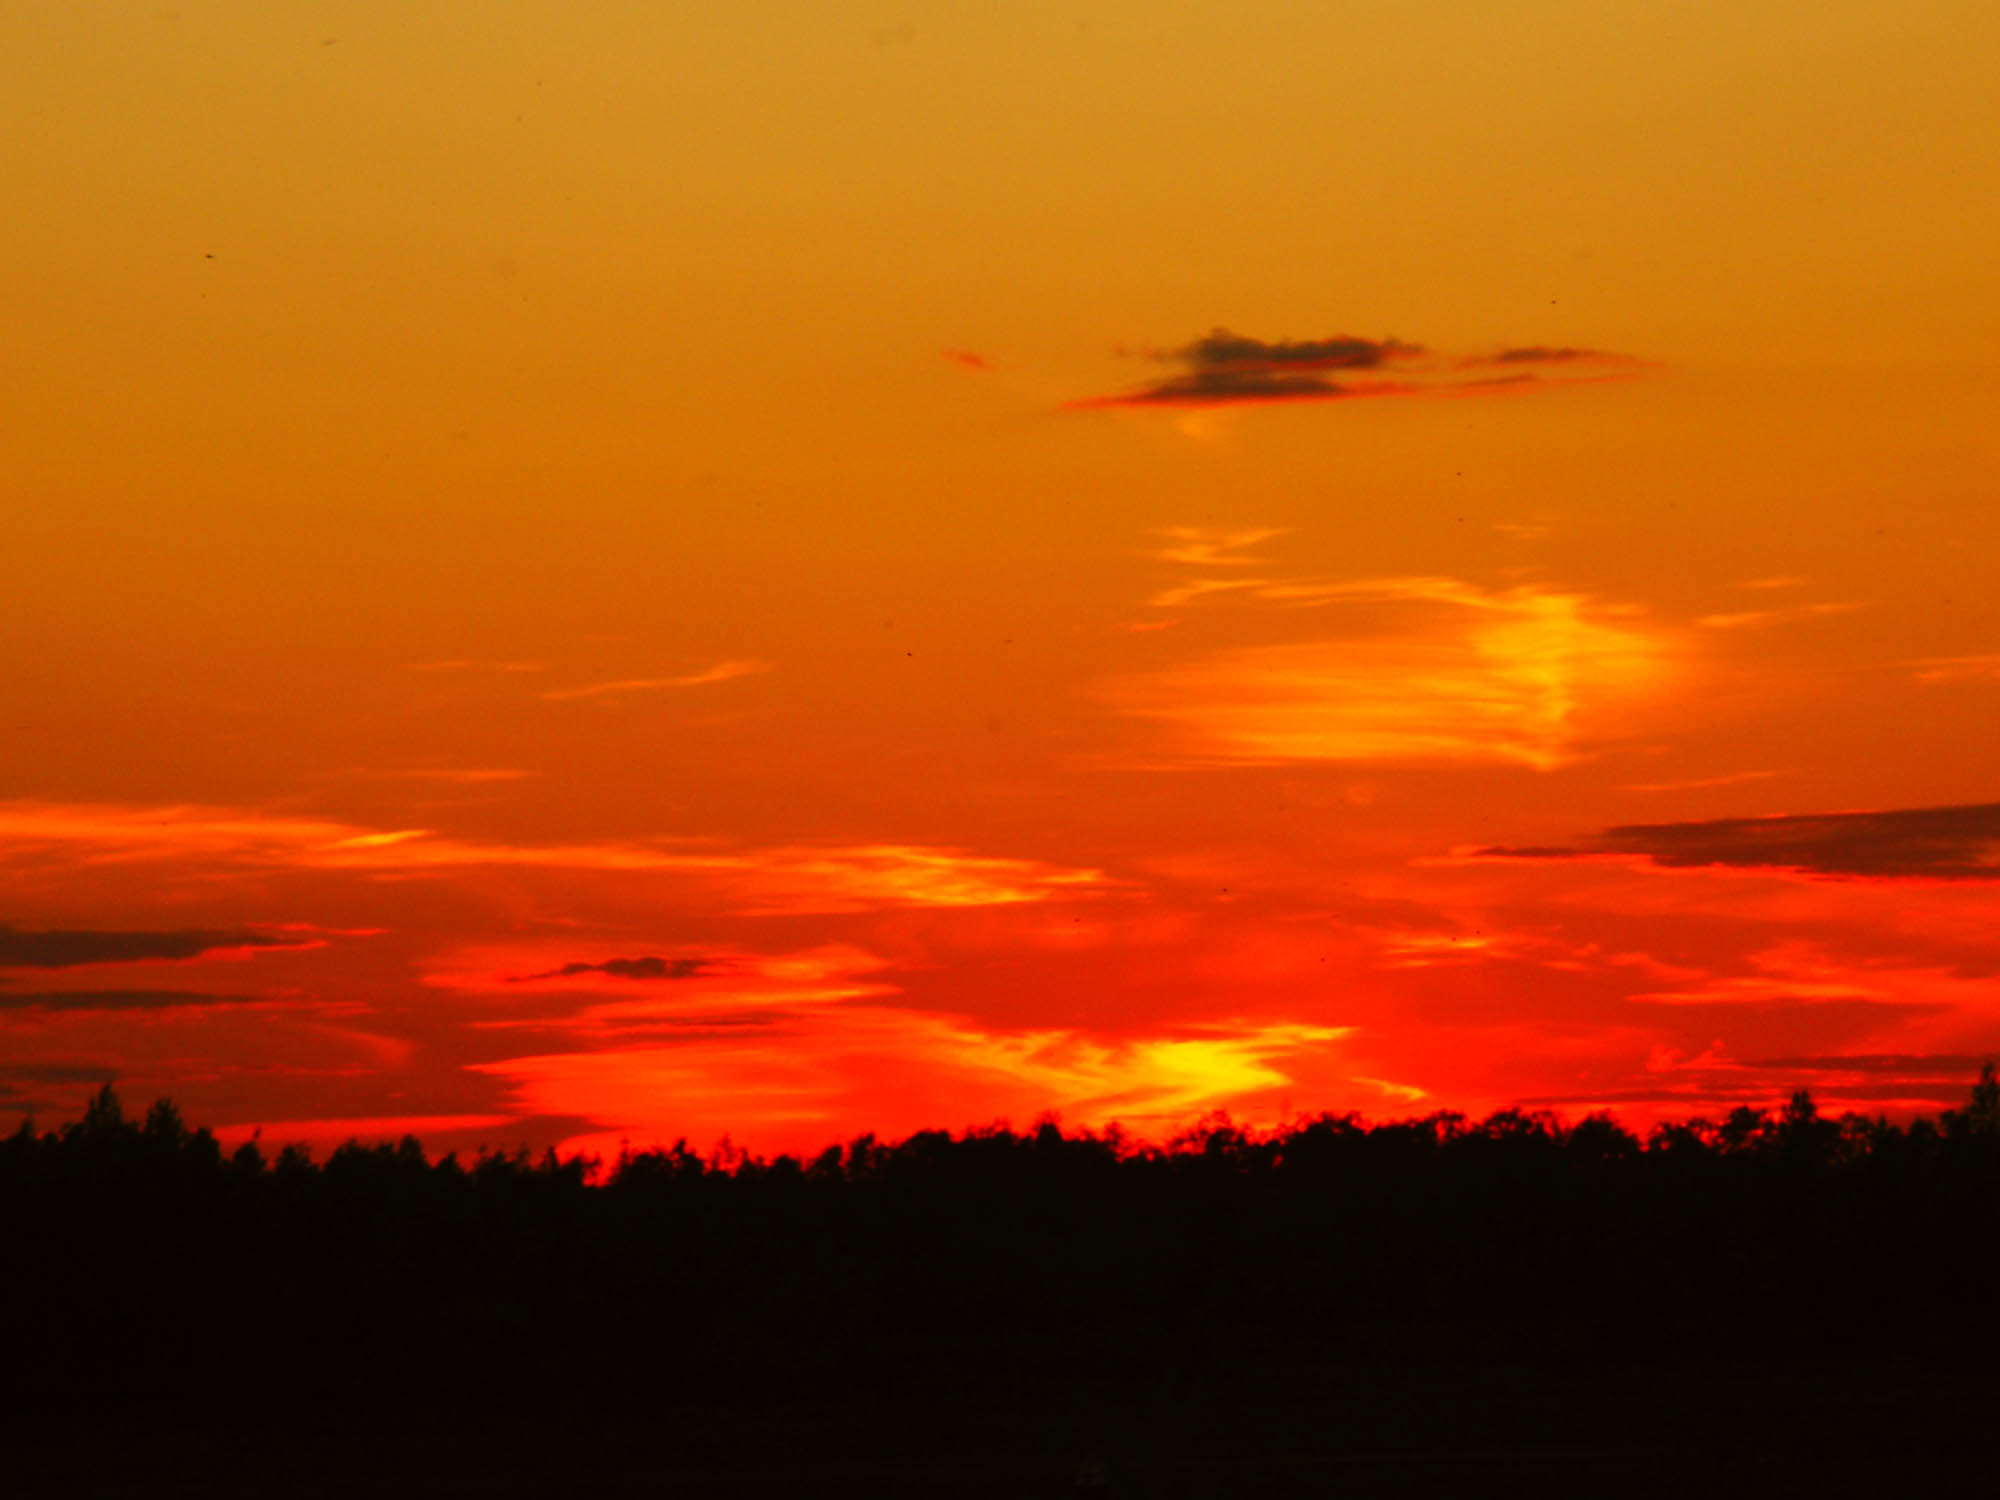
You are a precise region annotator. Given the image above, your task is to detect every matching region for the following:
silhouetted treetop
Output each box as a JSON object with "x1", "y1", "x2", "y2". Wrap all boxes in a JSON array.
[{"x1": 6, "y1": 1068, "x2": 2000, "y2": 1416}]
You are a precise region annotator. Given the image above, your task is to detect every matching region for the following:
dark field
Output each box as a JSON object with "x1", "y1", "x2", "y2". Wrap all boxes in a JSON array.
[
  {"x1": 15, "y1": 1360, "x2": 2000, "y2": 1497},
  {"x1": 11, "y1": 1082, "x2": 2000, "y2": 1496}
]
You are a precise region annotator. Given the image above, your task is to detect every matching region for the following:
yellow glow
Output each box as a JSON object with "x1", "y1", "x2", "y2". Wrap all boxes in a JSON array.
[
  {"x1": 1105, "y1": 580, "x2": 1675, "y2": 770},
  {"x1": 479, "y1": 1012, "x2": 1351, "y2": 1157}
]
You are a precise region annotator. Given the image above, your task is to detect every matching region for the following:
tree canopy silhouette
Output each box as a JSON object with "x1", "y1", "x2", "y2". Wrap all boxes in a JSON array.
[{"x1": 5, "y1": 1070, "x2": 2000, "y2": 1419}]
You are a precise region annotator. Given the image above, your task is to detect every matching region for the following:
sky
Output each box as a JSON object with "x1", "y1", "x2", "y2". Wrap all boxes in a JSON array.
[{"x1": 4, "y1": 1, "x2": 2000, "y2": 1159}]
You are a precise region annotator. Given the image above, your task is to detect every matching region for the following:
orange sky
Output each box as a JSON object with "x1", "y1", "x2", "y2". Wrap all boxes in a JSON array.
[{"x1": 5, "y1": 1, "x2": 2000, "y2": 1158}]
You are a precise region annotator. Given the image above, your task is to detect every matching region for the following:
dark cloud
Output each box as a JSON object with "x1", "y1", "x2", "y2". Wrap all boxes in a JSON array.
[
  {"x1": 0, "y1": 924, "x2": 305, "y2": 969},
  {"x1": 1742, "y1": 1053, "x2": 1993, "y2": 1077},
  {"x1": 1113, "y1": 370, "x2": 1394, "y2": 405},
  {"x1": 0, "y1": 1063, "x2": 117, "y2": 1084},
  {"x1": 0, "y1": 989, "x2": 252, "y2": 1012},
  {"x1": 1479, "y1": 802, "x2": 2000, "y2": 881},
  {"x1": 1072, "y1": 327, "x2": 1642, "y2": 409},
  {"x1": 1485, "y1": 346, "x2": 1608, "y2": 364},
  {"x1": 1071, "y1": 327, "x2": 1420, "y2": 408},
  {"x1": 0, "y1": 1063, "x2": 116, "y2": 1112},
  {"x1": 1175, "y1": 329, "x2": 1420, "y2": 372},
  {"x1": 510, "y1": 956, "x2": 716, "y2": 984}
]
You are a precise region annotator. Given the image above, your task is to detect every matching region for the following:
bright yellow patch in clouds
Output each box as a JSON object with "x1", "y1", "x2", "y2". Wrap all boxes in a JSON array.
[
  {"x1": 1106, "y1": 579, "x2": 1675, "y2": 770},
  {"x1": 481, "y1": 1011, "x2": 1350, "y2": 1159}
]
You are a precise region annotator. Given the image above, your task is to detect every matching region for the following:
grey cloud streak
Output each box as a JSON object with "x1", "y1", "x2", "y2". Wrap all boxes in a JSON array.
[
  {"x1": 1479, "y1": 802, "x2": 2000, "y2": 881},
  {"x1": 0, "y1": 989, "x2": 258, "y2": 1012},
  {"x1": 0, "y1": 924, "x2": 307, "y2": 969},
  {"x1": 509, "y1": 956, "x2": 718, "y2": 984},
  {"x1": 1071, "y1": 328, "x2": 1645, "y2": 409}
]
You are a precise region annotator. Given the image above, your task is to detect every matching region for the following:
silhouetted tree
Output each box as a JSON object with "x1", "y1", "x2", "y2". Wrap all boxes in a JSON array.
[{"x1": 6, "y1": 1066, "x2": 2000, "y2": 1417}]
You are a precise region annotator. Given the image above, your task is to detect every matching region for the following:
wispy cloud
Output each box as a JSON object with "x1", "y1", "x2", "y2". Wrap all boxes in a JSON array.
[
  {"x1": 1070, "y1": 328, "x2": 1645, "y2": 410},
  {"x1": 540, "y1": 659, "x2": 774, "y2": 702},
  {"x1": 1102, "y1": 578, "x2": 1675, "y2": 770},
  {"x1": 327, "y1": 768, "x2": 534, "y2": 784},
  {"x1": 1741, "y1": 1051, "x2": 1994, "y2": 1077},
  {"x1": 0, "y1": 1063, "x2": 116, "y2": 1084},
  {"x1": 1474, "y1": 345, "x2": 1622, "y2": 366},
  {"x1": 1479, "y1": 801, "x2": 2000, "y2": 881},
  {"x1": 1619, "y1": 770, "x2": 1780, "y2": 793},
  {"x1": 1615, "y1": 949, "x2": 1998, "y2": 1049},
  {"x1": 508, "y1": 956, "x2": 717, "y2": 985},
  {"x1": 1628, "y1": 946, "x2": 1889, "y2": 1007},
  {"x1": 433, "y1": 945, "x2": 893, "y2": 1031},
  {"x1": 1146, "y1": 526, "x2": 1286, "y2": 568},
  {"x1": 0, "y1": 802, "x2": 1108, "y2": 913},
  {"x1": 1695, "y1": 602, "x2": 1860, "y2": 629},
  {"x1": 1377, "y1": 931, "x2": 1522, "y2": 968},
  {"x1": 0, "y1": 989, "x2": 264, "y2": 1013},
  {"x1": 0, "y1": 924, "x2": 312, "y2": 969},
  {"x1": 1910, "y1": 654, "x2": 2000, "y2": 685},
  {"x1": 406, "y1": 659, "x2": 543, "y2": 674}
]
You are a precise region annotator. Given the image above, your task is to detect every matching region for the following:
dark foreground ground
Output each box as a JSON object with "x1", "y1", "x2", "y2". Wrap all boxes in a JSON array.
[
  {"x1": 18, "y1": 1089, "x2": 2000, "y2": 1494},
  {"x1": 14, "y1": 1358, "x2": 2000, "y2": 1499}
]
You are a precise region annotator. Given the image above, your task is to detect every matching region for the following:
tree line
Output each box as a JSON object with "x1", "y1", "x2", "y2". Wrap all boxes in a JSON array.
[{"x1": 5, "y1": 1072, "x2": 2000, "y2": 1416}]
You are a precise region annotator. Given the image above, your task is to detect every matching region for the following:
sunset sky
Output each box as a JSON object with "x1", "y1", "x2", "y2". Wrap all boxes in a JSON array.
[{"x1": 5, "y1": 1, "x2": 2000, "y2": 1158}]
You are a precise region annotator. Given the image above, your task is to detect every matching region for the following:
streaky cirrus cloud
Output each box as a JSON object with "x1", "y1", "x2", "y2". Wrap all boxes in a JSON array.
[
  {"x1": 1910, "y1": 654, "x2": 2000, "y2": 685},
  {"x1": 1476, "y1": 345, "x2": 1621, "y2": 365},
  {"x1": 328, "y1": 768, "x2": 535, "y2": 784},
  {"x1": 509, "y1": 956, "x2": 717, "y2": 984},
  {"x1": 0, "y1": 802, "x2": 1107, "y2": 913},
  {"x1": 1069, "y1": 328, "x2": 1645, "y2": 409},
  {"x1": 428, "y1": 945, "x2": 895, "y2": 1030},
  {"x1": 0, "y1": 989, "x2": 264, "y2": 1013},
  {"x1": 539, "y1": 659, "x2": 774, "y2": 702},
  {"x1": 0, "y1": 1062, "x2": 120, "y2": 1111},
  {"x1": 1744, "y1": 1052, "x2": 1995, "y2": 1076},
  {"x1": 1625, "y1": 943, "x2": 1903, "y2": 1007},
  {"x1": 1695, "y1": 602, "x2": 1860, "y2": 630},
  {"x1": 1146, "y1": 526, "x2": 1287, "y2": 569},
  {"x1": 1377, "y1": 930, "x2": 1546, "y2": 969},
  {"x1": 405, "y1": 659, "x2": 543, "y2": 673},
  {"x1": 1618, "y1": 770, "x2": 1780, "y2": 793},
  {"x1": 0, "y1": 1062, "x2": 117, "y2": 1084},
  {"x1": 0, "y1": 924, "x2": 313, "y2": 969},
  {"x1": 1477, "y1": 801, "x2": 2000, "y2": 881},
  {"x1": 1102, "y1": 577, "x2": 1676, "y2": 770}
]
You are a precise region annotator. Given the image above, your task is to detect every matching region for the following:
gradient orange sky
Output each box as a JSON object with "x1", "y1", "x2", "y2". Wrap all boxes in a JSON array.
[{"x1": 6, "y1": 1, "x2": 2000, "y2": 1158}]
